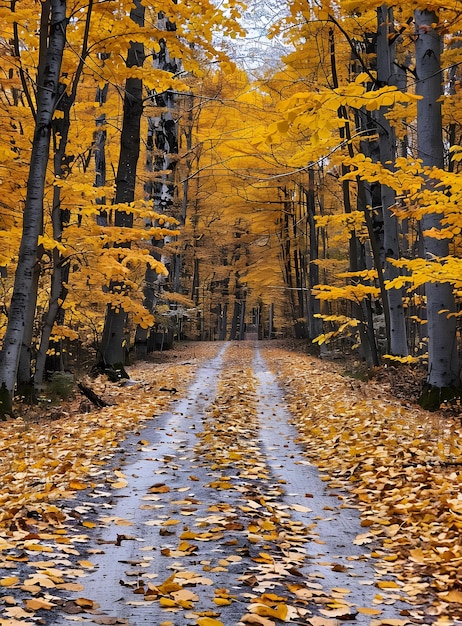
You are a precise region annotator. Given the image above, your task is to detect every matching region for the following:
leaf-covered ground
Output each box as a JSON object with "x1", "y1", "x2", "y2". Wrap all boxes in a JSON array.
[{"x1": 0, "y1": 341, "x2": 461, "y2": 625}]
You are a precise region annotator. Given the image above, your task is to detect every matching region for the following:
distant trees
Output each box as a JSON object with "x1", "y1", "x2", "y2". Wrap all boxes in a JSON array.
[{"x1": 0, "y1": 0, "x2": 460, "y2": 415}]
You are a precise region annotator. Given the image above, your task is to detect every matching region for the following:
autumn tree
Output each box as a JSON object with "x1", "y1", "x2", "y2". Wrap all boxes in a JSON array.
[
  {"x1": 259, "y1": 0, "x2": 461, "y2": 393},
  {"x1": 97, "y1": 0, "x2": 145, "y2": 375},
  {"x1": 33, "y1": 0, "x2": 95, "y2": 388},
  {"x1": 0, "y1": 0, "x2": 68, "y2": 416}
]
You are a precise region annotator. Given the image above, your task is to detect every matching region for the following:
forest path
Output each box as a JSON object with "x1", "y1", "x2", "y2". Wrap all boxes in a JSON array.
[{"x1": 54, "y1": 343, "x2": 411, "y2": 625}]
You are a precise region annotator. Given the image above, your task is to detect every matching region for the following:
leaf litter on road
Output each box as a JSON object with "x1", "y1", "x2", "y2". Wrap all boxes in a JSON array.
[{"x1": 0, "y1": 341, "x2": 460, "y2": 624}]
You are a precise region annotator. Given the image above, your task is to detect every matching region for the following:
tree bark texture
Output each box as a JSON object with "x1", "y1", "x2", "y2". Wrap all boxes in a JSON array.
[
  {"x1": 376, "y1": 5, "x2": 408, "y2": 356},
  {"x1": 135, "y1": 10, "x2": 181, "y2": 355},
  {"x1": 415, "y1": 10, "x2": 460, "y2": 389}
]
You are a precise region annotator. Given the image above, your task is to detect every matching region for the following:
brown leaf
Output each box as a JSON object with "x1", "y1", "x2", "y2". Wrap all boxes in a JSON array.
[{"x1": 148, "y1": 483, "x2": 170, "y2": 493}]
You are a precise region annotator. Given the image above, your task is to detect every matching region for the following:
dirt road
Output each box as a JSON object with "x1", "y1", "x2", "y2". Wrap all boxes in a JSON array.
[{"x1": 33, "y1": 342, "x2": 413, "y2": 626}]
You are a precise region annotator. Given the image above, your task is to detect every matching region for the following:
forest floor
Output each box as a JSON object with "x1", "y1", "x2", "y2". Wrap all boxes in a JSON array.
[{"x1": 0, "y1": 341, "x2": 462, "y2": 626}]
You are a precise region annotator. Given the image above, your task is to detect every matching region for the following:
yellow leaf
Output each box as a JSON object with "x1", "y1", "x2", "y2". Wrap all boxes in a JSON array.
[
  {"x1": 358, "y1": 607, "x2": 382, "y2": 615},
  {"x1": 25, "y1": 544, "x2": 54, "y2": 552},
  {"x1": 159, "y1": 597, "x2": 177, "y2": 607},
  {"x1": 111, "y1": 480, "x2": 128, "y2": 489},
  {"x1": 377, "y1": 581, "x2": 400, "y2": 589},
  {"x1": 213, "y1": 598, "x2": 232, "y2": 605},
  {"x1": 82, "y1": 520, "x2": 97, "y2": 528},
  {"x1": 0, "y1": 576, "x2": 19, "y2": 587},
  {"x1": 69, "y1": 480, "x2": 87, "y2": 490},
  {"x1": 251, "y1": 603, "x2": 288, "y2": 620},
  {"x1": 75, "y1": 598, "x2": 95, "y2": 608},
  {"x1": 25, "y1": 598, "x2": 55, "y2": 610},
  {"x1": 196, "y1": 618, "x2": 225, "y2": 626},
  {"x1": 439, "y1": 590, "x2": 462, "y2": 603}
]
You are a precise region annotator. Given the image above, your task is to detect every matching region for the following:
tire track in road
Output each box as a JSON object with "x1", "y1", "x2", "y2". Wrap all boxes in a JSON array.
[
  {"x1": 59, "y1": 345, "x2": 231, "y2": 624},
  {"x1": 253, "y1": 347, "x2": 411, "y2": 624}
]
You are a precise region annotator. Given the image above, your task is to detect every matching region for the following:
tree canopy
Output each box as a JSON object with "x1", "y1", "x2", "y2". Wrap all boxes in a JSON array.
[{"x1": 0, "y1": 0, "x2": 461, "y2": 413}]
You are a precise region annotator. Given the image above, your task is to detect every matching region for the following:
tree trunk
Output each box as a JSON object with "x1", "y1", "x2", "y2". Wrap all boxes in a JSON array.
[
  {"x1": 415, "y1": 10, "x2": 460, "y2": 399},
  {"x1": 376, "y1": 5, "x2": 408, "y2": 357},
  {"x1": 16, "y1": 255, "x2": 42, "y2": 399},
  {"x1": 98, "y1": 0, "x2": 144, "y2": 373},
  {"x1": 306, "y1": 169, "x2": 323, "y2": 342},
  {"x1": 229, "y1": 300, "x2": 240, "y2": 340},
  {"x1": 134, "y1": 10, "x2": 181, "y2": 355},
  {"x1": 329, "y1": 26, "x2": 378, "y2": 365},
  {"x1": 268, "y1": 303, "x2": 274, "y2": 339},
  {"x1": 34, "y1": 1, "x2": 93, "y2": 389},
  {"x1": 218, "y1": 303, "x2": 228, "y2": 341},
  {"x1": 0, "y1": 0, "x2": 67, "y2": 417}
]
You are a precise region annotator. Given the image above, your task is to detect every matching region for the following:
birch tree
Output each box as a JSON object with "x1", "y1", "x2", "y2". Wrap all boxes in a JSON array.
[
  {"x1": 135, "y1": 10, "x2": 181, "y2": 357},
  {"x1": 375, "y1": 4, "x2": 408, "y2": 357},
  {"x1": 415, "y1": 9, "x2": 460, "y2": 400}
]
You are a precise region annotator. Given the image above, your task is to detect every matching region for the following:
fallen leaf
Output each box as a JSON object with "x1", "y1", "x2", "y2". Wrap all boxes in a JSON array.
[
  {"x1": 69, "y1": 480, "x2": 88, "y2": 490},
  {"x1": 376, "y1": 581, "x2": 400, "y2": 589},
  {"x1": 0, "y1": 576, "x2": 20, "y2": 587},
  {"x1": 25, "y1": 598, "x2": 55, "y2": 610},
  {"x1": 148, "y1": 483, "x2": 171, "y2": 493},
  {"x1": 358, "y1": 607, "x2": 382, "y2": 615},
  {"x1": 241, "y1": 614, "x2": 275, "y2": 625},
  {"x1": 438, "y1": 589, "x2": 462, "y2": 603}
]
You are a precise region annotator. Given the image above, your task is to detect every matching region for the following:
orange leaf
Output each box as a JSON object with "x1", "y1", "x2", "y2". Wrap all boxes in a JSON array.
[
  {"x1": 0, "y1": 576, "x2": 19, "y2": 587},
  {"x1": 82, "y1": 520, "x2": 97, "y2": 528},
  {"x1": 75, "y1": 598, "x2": 95, "y2": 608},
  {"x1": 251, "y1": 603, "x2": 288, "y2": 620},
  {"x1": 149, "y1": 483, "x2": 170, "y2": 493},
  {"x1": 439, "y1": 590, "x2": 462, "y2": 603},
  {"x1": 69, "y1": 480, "x2": 87, "y2": 490},
  {"x1": 25, "y1": 598, "x2": 55, "y2": 610}
]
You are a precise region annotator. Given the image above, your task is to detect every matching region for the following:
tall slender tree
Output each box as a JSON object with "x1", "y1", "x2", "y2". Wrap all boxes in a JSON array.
[
  {"x1": 97, "y1": 0, "x2": 145, "y2": 374},
  {"x1": 34, "y1": 0, "x2": 94, "y2": 388},
  {"x1": 375, "y1": 5, "x2": 408, "y2": 357},
  {"x1": 415, "y1": 10, "x2": 460, "y2": 402},
  {"x1": 135, "y1": 9, "x2": 181, "y2": 357}
]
